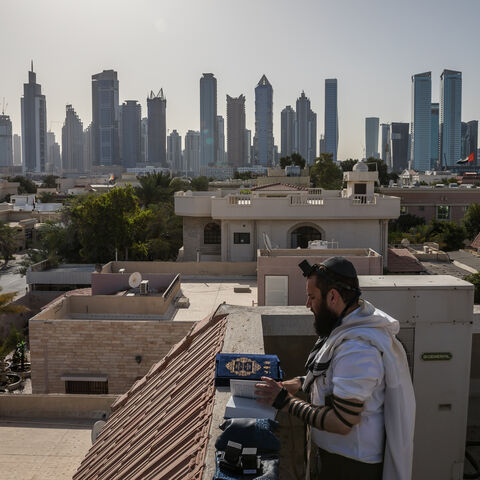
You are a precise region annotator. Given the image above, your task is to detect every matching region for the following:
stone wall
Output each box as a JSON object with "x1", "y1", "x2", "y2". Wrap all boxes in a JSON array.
[
  {"x1": 29, "y1": 318, "x2": 194, "y2": 394},
  {"x1": 182, "y1": 217, "x2": 221, "y2": 261}
]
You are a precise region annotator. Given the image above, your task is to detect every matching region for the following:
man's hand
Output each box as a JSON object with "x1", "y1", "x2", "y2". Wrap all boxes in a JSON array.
[
  {"x1": 281, "y1": 377, "x2": 303, "y2": 395},
  {"x1": 255, "y1": 376, "x2": 293, "y2": 406}
]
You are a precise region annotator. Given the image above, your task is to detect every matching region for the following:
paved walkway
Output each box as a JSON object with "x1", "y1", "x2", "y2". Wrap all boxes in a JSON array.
[{"x1": 0, "y1": 418, "x2": 92, "y2": 480}]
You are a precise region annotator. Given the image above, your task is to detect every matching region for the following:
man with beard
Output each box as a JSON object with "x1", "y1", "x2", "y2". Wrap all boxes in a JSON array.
[{"x1": 255, "y1": 256, "x2": 415, "y2": 480}]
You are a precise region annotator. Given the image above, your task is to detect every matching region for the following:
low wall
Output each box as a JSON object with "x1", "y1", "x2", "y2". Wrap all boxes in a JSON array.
[
  {"x1": 0, "y1": 394, "x2": 117, "y2": 419},
  {"x1": 102, "y1": 261, "x2": 257, "y2": 276},
  {"x1": 29, "y1": 317, "x2": 194, "y2": 394},
  {"x1": 91, "y1": 272, "x2": 177, "y2": 295}
]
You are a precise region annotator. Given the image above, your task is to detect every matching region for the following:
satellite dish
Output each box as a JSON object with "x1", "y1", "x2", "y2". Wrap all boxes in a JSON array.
[
  {"x1": 91, "y1": 420, "x2": 106, "y2": 444},
  {"x1": 263, "y1": 233, "x2": 273, "y2": 253},
  {"x1": 128, "y1": 272, "x2": 142, "y2": 289}
]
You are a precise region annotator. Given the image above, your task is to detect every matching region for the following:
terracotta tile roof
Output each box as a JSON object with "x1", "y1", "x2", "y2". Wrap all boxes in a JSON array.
[
  {"x1": 471, "y1": 233, "x2": 480, "y2": 250},
  {"x1": 73, "y1": 312, "x2": 228, "y2": 480},
  {"x1": 387, "y1": 248, "x2": 425, "y2": 273},
  {"x1": 251, "y1": 182, "x2": 308, "y2": 191}
]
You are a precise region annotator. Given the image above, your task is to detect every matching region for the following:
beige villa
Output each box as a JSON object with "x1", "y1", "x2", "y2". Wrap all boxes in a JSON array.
[{"x1": 175, "y1": 161, "x2": 400, "y2": 265}]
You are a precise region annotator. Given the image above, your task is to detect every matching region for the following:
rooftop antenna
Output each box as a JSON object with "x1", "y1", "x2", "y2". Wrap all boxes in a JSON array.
[
  {"x1": 31, "y1": 60, "x2": 33, "y2": 72},
  {"x1": 1, "y1": 98, "x2": 6, "y2": 115},
  {"x1": 128, "y1": 272, "x2": 142, "y2": 289}
]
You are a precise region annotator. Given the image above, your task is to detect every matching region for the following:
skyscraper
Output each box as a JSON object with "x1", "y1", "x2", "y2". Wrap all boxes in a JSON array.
[
  {"x1": 200, "y1": 73, "x2": 217, "y2": 168},
  {"x1": 216, "y1": 115, "x2": 226, "y2": 165},
  {"x1": 380, "y1": 123, "x2": 391, "y2": 168},
  {"x1": 440, "y1": 69, "x2": 462, "y2": 167},
  {"x1": 245, "y1": 129, "x2": 252, "y2": 165},
  {"x1": 324, "y1": 79, "x2": 338, "y2": 162},
  {"x1": 62, "y1": 105, "x2": 84, "y2": 172},
  {"x1": 461, "y1": 120, "x2": 478, "y2": 165},
  {"x1": 121, "y1": 100, "x2": 141, "y2": 168},
  {"x1": 226, "y1": 94, "x2": 246, "y2": 168},
  {"x1": 281, "y1": 105, "x2": 296, "y2": 158},
  {"x1": 147, "y1": 89, "x2": 167, "y2": 166},
  {"x1": 46, "y1": 131, "x2": 61, "y2": 173},
  {"x1": 0, "y1": 115, "x2": 13, "y2": 167},
  {"x1": 91, "y1": 70, "x2": 119, "y2": 166},
  {"x1": 184, "y1": 130, "x2": 200, "y2": 174},
  {"x1": 410, "y1": 72, "x2": 432, "y2": 171},
  {"x1": 21, "y1": 63, "x2": 47, "y2": 172},
  {"x1": 83, "y1": 124, "x2": 93, "y2": 174},
  {"x1": 141, "y1": 117, "x2": 148, "y2": 164},
  {"x1": 390, "y1": 122, "x2": 409, "y2": 172},
  {"x1": 167, "y1": 130, "x2": 182, "y2": 172},
  {"x1": 431, "y1": 103, "x2": 439, "y2": 168},
  {"x1": 13, "y1": 134, "x2": 21, "y2": 166},
  {"x1": 296, "y1": 91, "x2": 317, "y2": 165},
  {"x1": 365, "y1": 117, "x2": 379, "y2": 159},
  {"x1": 254, "y1": 75, "x2": 274, "y2": 166},
  {"x1": 319, "y1": 135, "x2": 326, "y2": 155}
]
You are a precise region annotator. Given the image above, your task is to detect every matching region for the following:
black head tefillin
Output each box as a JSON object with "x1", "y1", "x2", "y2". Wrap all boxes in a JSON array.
[{"x1": 219, "y1": 441, "x2": 261, "y2": 475}]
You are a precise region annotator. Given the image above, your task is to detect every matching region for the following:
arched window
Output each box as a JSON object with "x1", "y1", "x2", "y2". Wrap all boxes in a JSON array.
[
  {"x1": 290, "y1": 225, "x2": 321, "y2": 248},
  {"x1": 204, "y1": 223, "x2": 221, "y2": 244}
]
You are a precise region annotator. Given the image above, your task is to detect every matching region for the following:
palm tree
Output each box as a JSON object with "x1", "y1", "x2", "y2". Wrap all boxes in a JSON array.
[{"x1": 0, "y1": 289, "x2": 29, "y2": 385}]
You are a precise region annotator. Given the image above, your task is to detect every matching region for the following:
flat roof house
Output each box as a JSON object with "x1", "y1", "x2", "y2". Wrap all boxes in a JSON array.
[{"x1": 175, "y1": 161, "x2": 400, "y2": 266}]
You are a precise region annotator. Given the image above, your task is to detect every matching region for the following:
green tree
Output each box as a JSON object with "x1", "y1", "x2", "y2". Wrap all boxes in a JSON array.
[
  {"x1": 69, "y1": 186, "x2": 151, "y2": 262},
  {"x1": 365, "y1": 158, "x2": 390, "y2": 186},
  {"x1": 279, "y1": 153, "x2": 306, "y2": 169},
  {"x1": 310, "y1": 153, "x2": 343, "y2": 189},
  {"x1": 464, "y1": 272, "x2": 480, "y2": 304},
  {"x1": 389, "y1": 214, "x2": 425, "y2": 233},
  {"x1": 426, "y1": 220, "x2": 466, "y2": 251},
  {"x1": 463, "y1": 203, "x2": 480, "y2": 239},
  {"x1": 134, "y1": 172, "x2": 172, "y2": 207},
  {"x1": 233, "y1": 171, "x2": 253, "y2": 180},
  {"x1": 40, "y1": 175, "x2": 59, "y2": 189},
  {"x1": 0, "y1": 223, "x2": 16, "y2": 269},
  {"x1": 169, "y1": 177, "x2": 191, "y2": 193},
  {"x1": 340, "y1": 159, "x2": 358, "y2": 172},
  {"x1": 8, "y1": 176, "x2": 37, "y2": 194},
  {"x1": 38, "y1": 191, "x2": 57, "y2": 203},
  {"x1": 190, "y1": 176, "x2": 209, "y2": 191}
]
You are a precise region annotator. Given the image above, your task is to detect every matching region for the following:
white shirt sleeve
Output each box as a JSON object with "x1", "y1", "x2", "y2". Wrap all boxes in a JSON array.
[{"x1": 331, "y1": 339, "x2": 384, "y2": 402}]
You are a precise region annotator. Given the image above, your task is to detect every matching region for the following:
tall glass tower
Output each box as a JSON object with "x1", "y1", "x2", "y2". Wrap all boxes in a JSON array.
[
  {"x1": 431, "y1": 103, "x2": 439, "y2": 169},
  {"x1": 200, "y1": 73, "x2": 217, "y2": 167},
  {"x1": 62, "y1": 105, "x2": 84, "y2": 172},
  {"x1": 365, "y1": 117, "x2": 379, "y2": 159},
  {"x1": 281, "y1": 106, "x2": 296, "y2": 158},
  {"x1": 147, "y1": 89, "x2": 167, "y2": 166},
  {"x1": 296, "y1": 92, "x2": 317, "y2": 165},
  {"x1": 440, "y1": 69, "x2": 462, "y2": 168},
  {"x1": 254, "y1": 75, "x2": 274, "y2": 166},
  {"x1": 324, "y1": 79, "x2": 338, "y2": 162},
  {"x1": 91, "y1": 70, "x2": 119, "y2": 166},
  {"x1": 21, "y1": 63, "x2": 47, "y2": 172},
  {"x1": 411, "y1": 72, "x2": 432, "y2": 171},
  {"x1": 121, "y1": 100, "x2": 142, "y2": 169}
]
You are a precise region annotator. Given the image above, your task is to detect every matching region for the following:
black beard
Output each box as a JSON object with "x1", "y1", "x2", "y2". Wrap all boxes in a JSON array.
[{"x1": 313, "y1": 300, "x2": 340, "y2": 337}]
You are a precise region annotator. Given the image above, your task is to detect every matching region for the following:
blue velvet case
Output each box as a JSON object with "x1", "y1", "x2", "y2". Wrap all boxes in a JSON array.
[{"x1": 215, "y1": 354, "x2": 284, "y2": 386}]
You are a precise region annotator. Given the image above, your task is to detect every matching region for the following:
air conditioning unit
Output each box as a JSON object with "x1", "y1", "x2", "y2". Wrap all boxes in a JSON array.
[
  {"x1": 359, "y1": 275, "x2": 473, "y2": 480},
  {"x1": 139, "y1": 280, "x2": 149, "y2": 295}
]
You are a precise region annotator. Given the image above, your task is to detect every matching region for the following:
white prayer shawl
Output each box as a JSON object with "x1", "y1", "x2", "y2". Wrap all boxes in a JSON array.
[{"x1": 305, "y1": 300, "x2": 415, "y2": 480}]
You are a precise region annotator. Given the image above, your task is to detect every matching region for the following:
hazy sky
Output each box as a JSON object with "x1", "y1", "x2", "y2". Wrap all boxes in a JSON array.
[{"x1": 2, "y1": 0, "x2": 480, "y2": 160}]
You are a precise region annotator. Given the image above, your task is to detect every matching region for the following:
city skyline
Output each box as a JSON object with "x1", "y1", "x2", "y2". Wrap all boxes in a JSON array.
[{"x1": 2, "y1": 0, "x2": 480, "y2": 161}]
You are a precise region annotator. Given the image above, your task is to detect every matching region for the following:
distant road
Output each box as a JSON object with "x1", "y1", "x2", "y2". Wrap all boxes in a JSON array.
[{"x1": 0, "y1": 256, "x2": 27, "y2": 299}]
